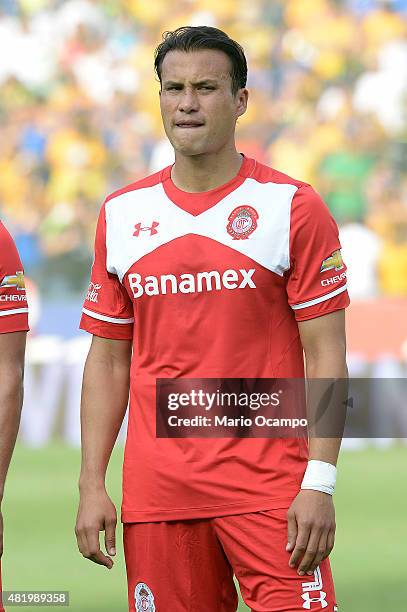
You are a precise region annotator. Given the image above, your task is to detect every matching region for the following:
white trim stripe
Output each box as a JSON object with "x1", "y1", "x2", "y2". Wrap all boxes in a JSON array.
[
  {"x1": 302, "y1": 566, "x2": 323, "y2": 591},
  {"x1": 291, "y1": 284, "x2": 347, "y2": 310},
  {"x1": 0, "y1": 307, "x2": 28, "y2": 317},
  {"x1": 82, "y1": 308, "x2": 134, "y2": 325}
]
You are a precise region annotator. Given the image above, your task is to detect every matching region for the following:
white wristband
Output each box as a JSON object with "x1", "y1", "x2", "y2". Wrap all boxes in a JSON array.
[{"x1": 301, "y1": 460, "x2": 337, "y2": 496}]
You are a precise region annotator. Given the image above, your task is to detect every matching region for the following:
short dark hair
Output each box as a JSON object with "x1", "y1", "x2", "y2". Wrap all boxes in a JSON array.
[{"x1": 154, "y1": 26, "x2": 247, "y2": 95}]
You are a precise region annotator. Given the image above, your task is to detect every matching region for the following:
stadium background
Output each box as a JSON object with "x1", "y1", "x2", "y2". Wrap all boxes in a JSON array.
[{"x1": 1, "y1": 0, "x2": 406, "y2": 610}]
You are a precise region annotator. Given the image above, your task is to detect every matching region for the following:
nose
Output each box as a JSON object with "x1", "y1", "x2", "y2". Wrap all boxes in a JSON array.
[{"x1": 178, "y1": 87, "x2": 199, "y2": 113}]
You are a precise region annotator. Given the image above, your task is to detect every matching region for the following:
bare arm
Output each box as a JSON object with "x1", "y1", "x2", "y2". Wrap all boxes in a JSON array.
[
  {"x1": 79, "y1": 335, "x2": 132, "y2": 489},
  {"x1": 76, "y1": 335, "x2": 132, "y2": 569},
  {"x1": 0, "y1": 331, "x2": 26, "y2": 556},
  {"x1": 286, "y1": 309, "x2": 348, "y2": 576},
  {"x1": 300, "y1": 308, "x2": 348, "y2": 465}
]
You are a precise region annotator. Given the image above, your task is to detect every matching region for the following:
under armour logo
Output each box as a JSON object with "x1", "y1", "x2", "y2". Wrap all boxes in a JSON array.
[
  {"x1": 133, "y1": 221, "x2": 159, "y2": 237},
  {"x1": 302, "y1": 591, "x2": 328, "y2": 609}
]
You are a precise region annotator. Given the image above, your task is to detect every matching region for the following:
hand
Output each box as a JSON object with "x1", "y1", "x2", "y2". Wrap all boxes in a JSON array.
[
  {"x1": 75, "y1": 487, "x2": 117, "y2": 569},
  {"x1": 286, "y1": 489, "x2": 335, "y2": 576}
]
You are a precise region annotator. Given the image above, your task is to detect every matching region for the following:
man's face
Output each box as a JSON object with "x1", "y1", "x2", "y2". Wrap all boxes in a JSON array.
[{"x1": 159, "y1": 49, "x2": 247, "y2": 157}]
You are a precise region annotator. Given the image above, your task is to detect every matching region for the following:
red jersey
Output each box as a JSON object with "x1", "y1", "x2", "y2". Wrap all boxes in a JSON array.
[
  {"x1": 80, "y1": 156, "x2": 349, "y2": 523},
  {"x1": 0, "y1": 222, "x2": 29, "y2": 334}
]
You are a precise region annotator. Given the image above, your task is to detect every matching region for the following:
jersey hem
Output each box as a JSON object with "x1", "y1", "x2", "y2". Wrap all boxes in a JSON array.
[
  {"x1": 291, "y1": 284, "x2": 347, "y2": 310},
  {"x1": 0, "y1": 325, "x2": 29, "y2": 334},
  {"x1": 79, "y1": 314, "x2": 133, "y2": 340},
  {"x1": 0, "y1": 311, "x2": 29, "y2": 334},
  {"x1": 294, "y1": 296, "x2": 350, "y2": 322},
  {"x1": 121, "y1": 495, "x2": 298, "y2": 523},
  {"x1": 82, "y1": 307, "x2": 134, "y2": 324}
]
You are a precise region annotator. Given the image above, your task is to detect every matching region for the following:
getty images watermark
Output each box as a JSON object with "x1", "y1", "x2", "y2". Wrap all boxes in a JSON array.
[
  {"x1": 165, "y1": 387, "x2": 307, "y2": 431},
  {"x1": 156, "y1": 377, "x2": 407, "y2": 438}
]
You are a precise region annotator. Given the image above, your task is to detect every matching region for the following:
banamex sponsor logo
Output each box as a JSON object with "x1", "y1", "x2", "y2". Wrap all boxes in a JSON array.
[{"x1": 128, "y1": 268, "x2": 256, "y2": 298}]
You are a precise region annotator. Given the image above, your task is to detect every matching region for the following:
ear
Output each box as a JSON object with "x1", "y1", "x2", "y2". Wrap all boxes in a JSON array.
[{"x1": 236, "y1": 88, "x2": 248, "y2": 118}]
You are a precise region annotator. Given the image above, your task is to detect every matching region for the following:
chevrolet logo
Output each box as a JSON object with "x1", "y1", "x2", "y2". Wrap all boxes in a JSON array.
[
  {"x1": 320, "y1": 250, "x2": 344, "y2": 273},
  {"x1": 0, "y1": 271, "x2": 25, "y2": 290}
]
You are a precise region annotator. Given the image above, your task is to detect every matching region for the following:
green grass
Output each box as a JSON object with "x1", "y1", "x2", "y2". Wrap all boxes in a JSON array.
[{"x1": 2, "y1": 444, "x2": 406, "y2": 611}]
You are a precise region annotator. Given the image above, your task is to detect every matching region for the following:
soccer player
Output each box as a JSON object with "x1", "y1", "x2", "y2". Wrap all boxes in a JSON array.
[
  {"x1": 76, "y1": 26, "x2": 349, "y2": 611},
  {"x1": 0, "y1": 222, "x2": 29, "y2": 612}
]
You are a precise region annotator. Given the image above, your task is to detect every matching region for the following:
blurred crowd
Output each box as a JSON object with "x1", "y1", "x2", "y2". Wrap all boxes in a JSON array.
[{"x1": 1, "y1": 0, "x2": 407, "y2": 300}]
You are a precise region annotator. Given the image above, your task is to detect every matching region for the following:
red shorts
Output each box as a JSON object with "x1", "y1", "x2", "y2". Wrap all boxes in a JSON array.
[{"x1": 123, "y1": 507, "x2": 338, "y2": 611}]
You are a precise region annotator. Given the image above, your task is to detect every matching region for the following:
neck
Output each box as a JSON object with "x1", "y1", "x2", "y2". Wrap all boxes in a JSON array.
[{"x1": 171, "y1": 148, "x2": 243, "y2": 193}]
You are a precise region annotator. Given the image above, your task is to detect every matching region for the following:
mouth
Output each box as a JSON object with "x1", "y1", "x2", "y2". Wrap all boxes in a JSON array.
[{"x1": 175, "y1": 122, "x2": 204, "y2": 129}]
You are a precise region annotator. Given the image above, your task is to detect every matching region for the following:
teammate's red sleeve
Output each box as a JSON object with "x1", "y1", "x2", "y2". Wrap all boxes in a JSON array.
[
  {"x1": 0, "y1": 222, "x2": 29, "y2": 334},
  {"x1": 80, "y1": 203, "x2": 134, "y2": 340},
  {"x1": 286, "y1": 184, "x2": 350, "y2": 321}
]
